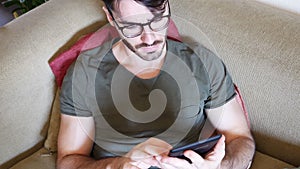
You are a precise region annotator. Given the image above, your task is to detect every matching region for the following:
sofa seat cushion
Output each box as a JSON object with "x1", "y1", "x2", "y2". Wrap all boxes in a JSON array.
[
  {"x1": 250, "y1": 151, "x2": 295, "y2": 169},
  {"x1": 9, "y1": 148, "x2": 56, "y2": 169},
  {"x1": 9, "y1": 150, "x2": 294, "y2": 169}
]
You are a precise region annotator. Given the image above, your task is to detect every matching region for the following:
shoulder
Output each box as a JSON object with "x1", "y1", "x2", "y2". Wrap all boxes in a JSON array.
[
  {"x1": 167, "y1": 39, "x2": 222, "y2": 64},
  {"x1": 62, "y1": 38, "x2": 117, "y2": 91},
  {"x1": 167, "y1": 39, "x2": 225, "y2": 76},
  {"x1": 76, "y1": 38, "x2": 116, "y2": 68},
  {"x1": 66, "y1": 38, "x2": 118, "y2": 77}
]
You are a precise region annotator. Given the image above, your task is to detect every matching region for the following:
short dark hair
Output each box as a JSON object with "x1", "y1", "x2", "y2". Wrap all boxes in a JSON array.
[{"x1": 103, "y1": 0, "x2": 168, "y2": 15}]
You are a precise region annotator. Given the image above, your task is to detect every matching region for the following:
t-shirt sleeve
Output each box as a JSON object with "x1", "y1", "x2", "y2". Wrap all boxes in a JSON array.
[
  {"x1": 194, "y1": 44, "x2": 236, "y2": 109},
  {"x1": 60, "y1": 59, "x2": 92, "y2": 117}
]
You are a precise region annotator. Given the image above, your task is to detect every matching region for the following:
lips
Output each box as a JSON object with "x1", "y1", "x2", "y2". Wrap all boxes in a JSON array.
[
  {"x1": 136, "y1": 40, "x2": 163, "y2": 53},
  {"x1": 141, "y1": 44, "x2": 160, "y2": 53}
]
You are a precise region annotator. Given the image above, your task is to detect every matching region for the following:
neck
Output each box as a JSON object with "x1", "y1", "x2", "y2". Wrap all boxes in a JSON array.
[{"x1": 112, "y1": 40, "x2": 167, "y2": 79}]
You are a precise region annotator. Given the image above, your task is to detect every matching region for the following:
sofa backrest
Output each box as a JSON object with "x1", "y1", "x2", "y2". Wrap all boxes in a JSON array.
[
  {"x1": 1, "y1": 0, "x2": 299, "y2": 168},
  {"x1": 170, "y1": 0, "x2": 300, "y2": 166},
  {"x1": 0, "y1": 0, "x2": 106, "y2": 168}
]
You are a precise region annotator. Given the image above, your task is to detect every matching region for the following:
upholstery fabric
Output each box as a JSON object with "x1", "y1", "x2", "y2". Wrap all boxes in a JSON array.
[
  {"x1": 9, "y1": 148, "x2": 56, "y2": 169},
  {"x1": 0, "y1": 0, "x2": 106, "y2": 167},
  {"x1": 44, "y1": 89, "x2": 61, "y2": 152},
  {"x1": 250, "y1": 151, "x2": 295, "y2": 169},
  {"x1": 1, "y1": 0, "x2": 299, "y2": 168},
  {"x1": 170, "y1": 0, "x2": 300, "y2": 166}
]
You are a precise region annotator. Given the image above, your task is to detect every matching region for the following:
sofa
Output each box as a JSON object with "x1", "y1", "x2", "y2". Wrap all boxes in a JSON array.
[{"x1": 0, "y1": 0, "x2": 299, "y2": 168}]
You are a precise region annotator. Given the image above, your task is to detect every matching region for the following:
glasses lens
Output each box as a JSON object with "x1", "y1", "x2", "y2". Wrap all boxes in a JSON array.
[
  {"x1": 120, "y1": 15, "x2": 170, "y2": 38},
  {"x1": 122, "y1": 25, "x2": 143, "y2": 38},
  {"x1": 150, "y1": 16, "x2": 170, "y2": 31}
]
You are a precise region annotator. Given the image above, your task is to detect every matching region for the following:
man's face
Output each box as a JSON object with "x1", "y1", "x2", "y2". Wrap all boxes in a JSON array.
[{"x1": 112, "y1": 0, "x2": 170, "y2": 61}]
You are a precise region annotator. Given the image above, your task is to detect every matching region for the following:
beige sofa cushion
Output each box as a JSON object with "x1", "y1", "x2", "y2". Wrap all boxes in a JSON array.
[
  {"x1": 42, "y1": 0, "x2": 107, "y2": 153},
  {"x1": 44, "y1": 89, "x2": 61, "y2": 152},
  {"x1": 250, "y1": 151, "x2": 295, "y2": 169},
  {"x1": 10, "y1": 148, "x2": 56, "y2": 169}
]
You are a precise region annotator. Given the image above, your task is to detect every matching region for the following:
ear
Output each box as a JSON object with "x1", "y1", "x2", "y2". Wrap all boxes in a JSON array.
[{"x1": 102, "y1": 6, "x2": 115, "y2": 27}]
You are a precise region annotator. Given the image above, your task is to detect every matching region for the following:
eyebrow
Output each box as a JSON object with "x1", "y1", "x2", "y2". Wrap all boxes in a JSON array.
[
  {"x1": 113, "y1": 1, "x2": 169, "y2": 26},
  {"x1": 118, "y1": 20, "x2": 141, "y2": 25},
  {"x1": 117, "y1": 12, "x2": 165, "y2": 25}
]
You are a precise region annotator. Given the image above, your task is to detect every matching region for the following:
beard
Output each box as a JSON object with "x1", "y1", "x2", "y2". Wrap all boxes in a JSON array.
[{"x1": 122, "y1": 39, "x2": 166, "y2": 61}]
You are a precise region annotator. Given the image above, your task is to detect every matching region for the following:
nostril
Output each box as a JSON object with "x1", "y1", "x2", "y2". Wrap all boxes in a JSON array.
[{"x1": 141, "y1": 32, "x2": 156, "y2": 44}]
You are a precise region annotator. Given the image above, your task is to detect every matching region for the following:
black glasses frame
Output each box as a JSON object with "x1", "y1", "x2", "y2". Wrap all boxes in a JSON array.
[{"x1": 107, "y1": 1, "x2": 171, "y2": 38}]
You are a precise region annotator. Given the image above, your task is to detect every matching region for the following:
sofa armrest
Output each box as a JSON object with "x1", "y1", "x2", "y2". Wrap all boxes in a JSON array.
[{"x1": 0, "y1": 0, "x2": 106, "y2": 168}]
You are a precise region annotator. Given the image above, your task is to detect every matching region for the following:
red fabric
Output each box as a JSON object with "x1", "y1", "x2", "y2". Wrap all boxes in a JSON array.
[
  {"x1": 49, "y1": 19, "x2": 182, "y2": 88},
  {"x1": 234, "y1": 84, "x2": 250, "y2": 128}
]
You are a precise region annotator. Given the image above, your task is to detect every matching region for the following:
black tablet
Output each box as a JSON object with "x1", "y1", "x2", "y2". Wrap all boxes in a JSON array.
[{"x1": 168, "y1": 134, "x2": 222, "y2": 162}]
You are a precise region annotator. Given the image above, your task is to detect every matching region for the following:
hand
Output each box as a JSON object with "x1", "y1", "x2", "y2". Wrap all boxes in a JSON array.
[
  {"x1": 122, "y1": 137, "x2": 173, "y2": 169},
  {"x1": 159, "y1": 135, "x2": 226, "y2": 169}
]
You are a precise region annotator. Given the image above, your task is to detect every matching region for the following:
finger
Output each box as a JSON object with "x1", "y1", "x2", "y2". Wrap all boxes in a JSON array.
[
  {"x1": 141, "y1": 156, "x2": 162, "y2": 168},
  {"x1": 130, "y1": 161, "x2": 152, "y2": 169},
  {"x1": 129, "y1": 150, "x2": 161, "y2": 167},
  {"x1": 160, "y1": 163, "x2": 178, "y2": 169},
  {"x1": 160, "y1": 156, "x2": 193, "y2": 169},
  {"x1": 124, "y1": 162, "x2": 142, "y2": 169},
  {"x1": 214, "y1": 135, "x2": 226, "y2": 150},
  {"x1": 130, "y1": 149, "x2": 157, "y2": 162},
  {"x1": 205, "y1": 149, "x2": 225, "y2": 162},
  {"x1": 144, "y1": 144, "x2": 171, "y2": 156},
  {"x1": 205, "y1": 135, "x2": 226, "y2": 161},
  {"x1": 133, "y1": 138, "x2": 172, "y2": 158},
  {"x1": 145, "y1": 138, "x2": 173, "y2": 150},
  {"x1": 184, "y1": 150, "x2": 204, "y2": 164}
]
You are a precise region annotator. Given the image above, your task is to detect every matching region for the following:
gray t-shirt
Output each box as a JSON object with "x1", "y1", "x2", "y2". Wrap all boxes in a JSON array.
[{"x1": 60, "y1": 38, "x2": 236, "y2": 159}]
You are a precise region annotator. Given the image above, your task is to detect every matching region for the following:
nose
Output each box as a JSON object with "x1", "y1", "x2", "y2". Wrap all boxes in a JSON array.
[{"x1": 140, "y1": 26, "x2": 156, "y2": 45}]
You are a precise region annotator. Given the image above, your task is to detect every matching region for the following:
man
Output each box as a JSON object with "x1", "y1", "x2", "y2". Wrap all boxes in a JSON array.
[{"x1": 57, "y1": 0, "x2": 255, "y2": 168}]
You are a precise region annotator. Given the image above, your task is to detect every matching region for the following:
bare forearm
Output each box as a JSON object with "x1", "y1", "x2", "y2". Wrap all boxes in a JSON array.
[
  {"x1": 57, "y1": 155, "x2": 126, "y2": 169},
  {"x1": 221, "y1": 136, "x2": 255, "y2": 169}
]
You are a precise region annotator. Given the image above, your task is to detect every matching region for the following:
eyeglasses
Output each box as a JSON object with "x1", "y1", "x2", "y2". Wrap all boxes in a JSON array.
[
  {"x1": 108, "y1": 2, "x2": 171, "y2": 38},
  {"x1": 114, "y1": 14, "x2": 171, "y2": 38}
]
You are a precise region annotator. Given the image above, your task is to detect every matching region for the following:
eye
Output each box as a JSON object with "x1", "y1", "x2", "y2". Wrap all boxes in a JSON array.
[
  {"x1": 153, "y1": 17, "x2": 163, "y2": 22},
  {"x1": 124, "y1": 24, "x2": 140, "y2": 30},
  {"x1": 150, "y1": 16, "x2": 169, "y2": 31},
  {"x1": 122, "y1": 25, "x2": 143, "y2": 37}
]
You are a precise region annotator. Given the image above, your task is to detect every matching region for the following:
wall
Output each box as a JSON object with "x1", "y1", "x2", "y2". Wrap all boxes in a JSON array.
[{"x1": 256, "y1": 0, "x2": 300, "y2": 14}]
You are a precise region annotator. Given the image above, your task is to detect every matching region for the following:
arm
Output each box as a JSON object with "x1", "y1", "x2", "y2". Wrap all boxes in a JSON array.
[
  {"x1": 205, "y1": 96, "x2": 255, "y2": 169},
  {"x1": 159, "y1": 96, "x2": 255, "y2": 169},
  {"x1": 57, "y1": 114, "x2": 126, "y2": 169},
  {"x1": 57, "y1": 114, "x2": 171, "y2": 169}
]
